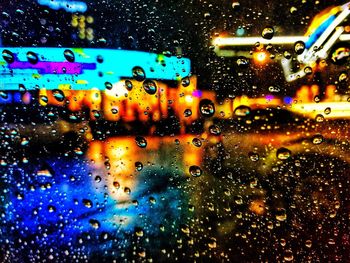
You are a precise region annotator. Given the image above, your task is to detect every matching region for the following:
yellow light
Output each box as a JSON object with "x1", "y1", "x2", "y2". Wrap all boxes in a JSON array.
[
  {"x1": 185, "y1": 95, "x2": 193, "y2": 104},
  {"x1": 105, "y1": 81, "x2": 128, "y2": 98},
  {"x1": 254, "y1": 51, "x2": 267, "y2": 63}
]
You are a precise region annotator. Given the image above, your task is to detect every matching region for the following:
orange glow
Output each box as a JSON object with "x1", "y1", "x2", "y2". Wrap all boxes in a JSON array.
[
  {"x1": 253, "y1": 51, "x2": 267, "y2": 63},
  {"x1": 42, "y1": 81, "x2": 350, "y2": 129},
  {"x1": 249, "y1": 199, "x2": 266, "y2": 215}
]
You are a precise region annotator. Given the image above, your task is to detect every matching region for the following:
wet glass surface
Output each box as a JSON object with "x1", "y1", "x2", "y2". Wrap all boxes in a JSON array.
[{"x1": 1, "y1": 1, "x2": 350, "y2": 262}]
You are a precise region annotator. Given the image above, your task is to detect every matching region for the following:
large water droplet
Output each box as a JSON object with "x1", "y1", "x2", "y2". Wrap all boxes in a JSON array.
[
  {"x1": 135, "y1": 161, "x2": 143, "y2": 171},
  {"x1": 135, "y1": 136, "x2": 147, "y2": 148},
  {"x1": 26, "y1": 51, "x2": 38, "y2": 64},
  {"x1": 312, "y1": 134, "x2": 323, "y2": 144},
  {"x1": 64, "y1": 49, "x2": 75, "y2": 62},
  {"x1": 125, "y1": 80, "x2": 133, "y2": 91},
  {"x1": 276, "y1": 147, "x2": 291, "y2": 160},
  {"x1": 209, "y1": 125, "x2": 221, "y2": 135},
  {"x1": 52, "y1": 89, "x2": 65, "y2": 102},
  {"x1": 132, "y1": 66, "x2": 146, "y2": 81},
  {"x1": 2, "y1": 49, "x2": 14, "y2": 63},
  {"x1": 181, "y1": 76, "x2": 190, "y2": 87},
  {"x1": 324, "y1": 107, "x2": 331, "y2": 115},
  {"x1": 261, "y1": 26, "x2": 274, "y2": 40},
  {"x1": 199, "y1": 99, "x2": 215, "y2": 117},
  {"x1": 142, "y1": 80, "x2": 157, "y2": 95},
  {"x1": 105, "y1": 82, "x2": 113, "y2": 90},
  {"x1": 294, "y1": 41, "x2": 305, "y2": 55},
  {"x1": 192, "y1": 138, "x2": 202, "y2": 147},
  {"x1": 315, "y1": 114, "x2": 324, "y2": 122},
  {"x1": 189, "y1": 165, "x2": 202, "y2": 177},
  {"x1": 234, "y1": 105, "x2": 251, "y2": 116}
]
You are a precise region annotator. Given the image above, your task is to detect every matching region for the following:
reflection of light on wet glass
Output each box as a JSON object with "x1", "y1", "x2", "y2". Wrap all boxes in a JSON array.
[{"x1": 87, "y1": 135, "x2": 205, "y2": 203}]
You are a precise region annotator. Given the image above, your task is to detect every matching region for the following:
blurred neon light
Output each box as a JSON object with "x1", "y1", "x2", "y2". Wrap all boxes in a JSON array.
[
  {"x1": 291, "y1": 102, "x2": 350, "y2": 119},
  {"x1": 37, "y1": 0, "x2": 88, "y2": 13},
  {"x1": 0, "y1": 48, "x2": 191, "y2": 90},
  {"x1": 8, "y1": 61, "x2": 96, "y2": 74},
  {"x1": 213, "y1": 36, "x2": 309, "y2": 46}
]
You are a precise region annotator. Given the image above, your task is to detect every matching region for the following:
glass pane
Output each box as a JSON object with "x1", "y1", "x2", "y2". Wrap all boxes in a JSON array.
[{"x1": 1, "y1": 0, "x2": 349, "y2": 262}]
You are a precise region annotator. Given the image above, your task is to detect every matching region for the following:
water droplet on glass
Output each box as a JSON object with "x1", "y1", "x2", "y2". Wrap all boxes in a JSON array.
[
  {"x1": 305, "y1": 240, "x2": 312, "y2": 248},
  {"x1": 135, "y1": 161, "x2": 143, "y2": 171},
  {"x1": 283, "y1": 250, "x2": 294, "y2": 261},
  {"x1": 113, "y1": 181, "x2": 120, "y2": 189},
  {"x1": 314, "y1": 95, "x2": 320, "y2": 103},
  {"x1": 142, "y1": 80, "x2": 157, "y2": 95},
  {"x1": 124, "y1": 187, "x2": 131, "y2": 194},
  {"x1": 261, "y1": 26, "x2": 274, "y2": 40},
  {"x1": 234, "y1": 195, "x2": 243, "y2": 205},
  {"x1": 132, "y1": 66, "x2": 146, "y2": 81},
  {"x1": 26, "y1": 51, "x2": 39, "y2": 64},
  {"x1": 189, "y1": 165, "x2": 202, "y2": 177},
  {"x1": 89, "y1": 219, "x2": 100, "y2": 229},
  {"x1": 83, "y1": 199, "x2": 93, "y2": 208},
  {"x1": 275, "y1": 208, "x2": 287, "y2": 221},
  {"x1": 135, "y1": 228, "x2": 144, "y2": 237},
  {"x1": 339, "y1": 72, "x2": 348, "y2": 82},
  {"x1": 96, "y1": 55, "x2": 104, "y2": 63},
  {"x1": 184, "y1": 109, "x2": 192, "y2": 117},
  {"x1": 324, "y1": 107, "x2": 331, "y2": 115},
  {"x1": 294, "y1": 41, "x2": 305, "y2": 55},
  {"x1": 40, "y1": 95, "x2": 48, "y2": 104},
  {"x1": 199, "y1": 99, "x2": 215, "y2": 117},
  {"x1": 283, "y1": 51, "x2": 292, "y2": 59},
  {"x1": 312, "y1": 134, "x2": 323, "y2": 144},
  {"x1": 181, "y1": 76, "x2": 190, "y2": 87},
  {"x1": 135, "y1": 136, "x2": 147, "y2": 148},
  {"x1": 63, "y1": 49, "x2": 75, "y2": 62},
  {"x1": 0, "y1": 91, "x2": 8, "y2": 100},
  {"x1": 149, "y1": 196, "x2": 156, "y2": 204},
  {"x1": 315, "y1": 114, "x2": 325, "y2": 122},
  {"x1": 52, "y1": 89, "x2": 65, "y2": 102},
  {"x1": 304, "y1": 66, "x2": 312, "y2": 75},
  {"x1": 232, "y1": 2, "x2": 240, "y2": 10},
  {"x1": 2, "y1": 49, "x2": 14, "y2": 63},
  {"x1": 249, "y1": 152, "x2": 259, "y2": 162},
  {"x1": 192, "y1": 138, "x2": 202, "y2": 147},
  {"x1": 276, "y1": 147, "x2": 291, "y2": 160},
  {"x1": 236, "y1": 56, "x2": 249, "y2": 68},
  {"x1": 92, "y1": 110, "x2": 101, "y2": 119},
  {"x1": 105, "y1": 82, "x2": 113, "y2": 90},
  {"x1": 125, "y1": 80, "x2": 133, "y2": 91},
  {"x1": 234, "y1": 105, "x2": 251, "y2": 116},
  {"x1": 209, "y1": 125, "x2": 221, "y2": 135}
]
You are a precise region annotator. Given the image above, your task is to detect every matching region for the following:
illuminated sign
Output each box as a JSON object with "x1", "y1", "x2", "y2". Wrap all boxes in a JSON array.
[
  {"x1": 37, "y1": 0, "x2": 88, "y2": 13},
  {"x1": 0, "y1": 48, "x2": 191, "y2": 90}
]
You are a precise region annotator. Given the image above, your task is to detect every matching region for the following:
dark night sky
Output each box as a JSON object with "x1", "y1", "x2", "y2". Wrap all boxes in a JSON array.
[{"x1": 0, "y1": 0, "x2": 348, "y2": 95}]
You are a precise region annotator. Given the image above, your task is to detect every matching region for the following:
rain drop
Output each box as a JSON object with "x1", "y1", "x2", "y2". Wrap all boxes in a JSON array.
[
  {"x1": 142, "y1": 80, "x2": 157, "y2": 95},
  {"x1": 199, "y1": 99, "x2": 215, "y2": 117},
  {"x1": 63, "y1": 49, "x2": 75, "y2": 62},
  {"x1": 189, "y1": 165, "x2": 202, "y2": 177},
  {"x1": 135, "y1": 136, "x2": 147, "y2": 148},
  {"x1": 132, "y1": 66, "x2": 146, "y2": 81}
]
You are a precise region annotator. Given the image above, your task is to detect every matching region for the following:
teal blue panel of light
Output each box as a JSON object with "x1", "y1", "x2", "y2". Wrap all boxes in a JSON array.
[{"x1": 0, "y1": 48, "x2": 191, "y2": 90}]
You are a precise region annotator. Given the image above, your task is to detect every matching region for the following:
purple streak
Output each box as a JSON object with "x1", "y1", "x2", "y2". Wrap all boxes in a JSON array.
[{"x1": 8, "y1": 61, "x2": 96, "y2": 74}]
